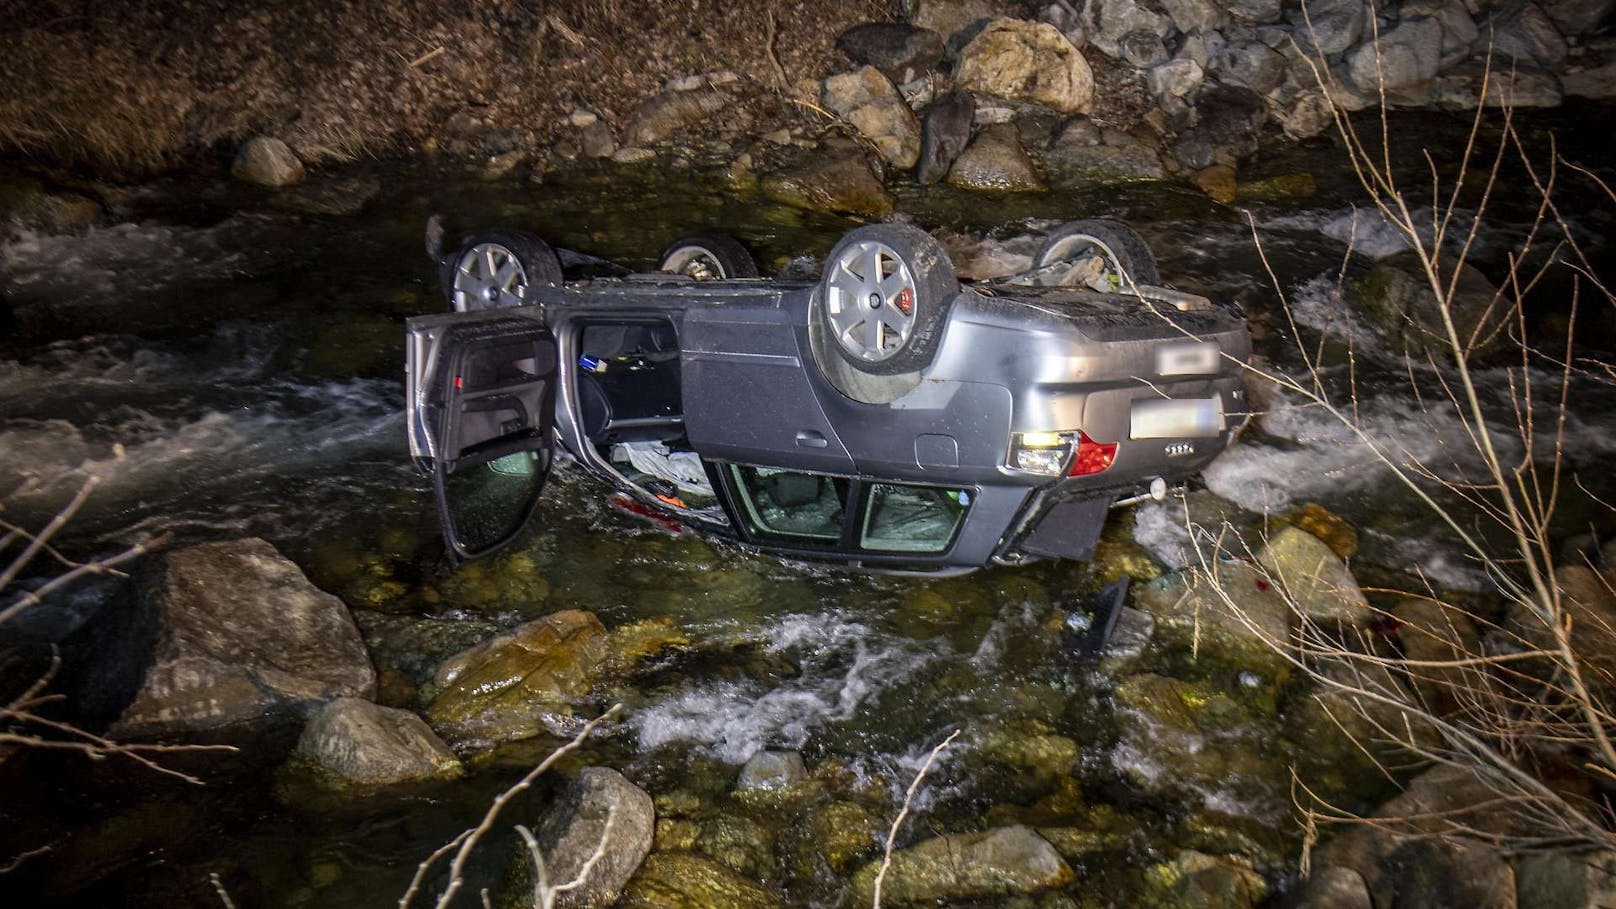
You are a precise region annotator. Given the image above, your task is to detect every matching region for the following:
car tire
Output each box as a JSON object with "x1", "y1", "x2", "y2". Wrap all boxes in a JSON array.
[
  {"x1": 443, "y1": 231, "x2": 563, "y2": 311},
  {"x1": 1033, "y1": 220, "x2": 1160, "y2": 290},
  {"x1": 658, "y1": 233, "x2": 760, "y2": 279},
  {"x1": 817, "y1": 223, "x2": 959, "y2": 376}
]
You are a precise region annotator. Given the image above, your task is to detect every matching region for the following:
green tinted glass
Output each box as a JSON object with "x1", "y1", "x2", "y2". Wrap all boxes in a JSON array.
[{"x1": 860, "y1": 484, "x2": 970, "y2": 553}]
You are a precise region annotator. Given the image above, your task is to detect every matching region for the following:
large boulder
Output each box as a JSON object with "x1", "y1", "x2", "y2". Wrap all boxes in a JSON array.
[
  {"x1": 1147, "y1": 58, "x2": 1205, "y2": 101},
  {"x1": 836, "y1": 23, "x2": 946, "y2": 84},
  {"x1": 1169, "y1": 85, "x2": 1267, "y2": 171},
  {"x1": 424, "y1": 610, "x2": 610, "y2": 747},
  {"x1": 511, "y1": 767, "x2": 655, "y2": 909},
  {"x1": 916, "y1": 90, "x2": 976, "y2": 184},
  {"x1": 1213, "y1": 40, "x2": 1289, "y2": 95},
  {"x1": 1254, "y1": 525, "x2": 1372, "y2": 626},
  {"x1": 1293, "y1": 866, "x2": 1373, "y2": 908},
  {"x1": 1391, "y1": 598, "x2": 1482, "y2": 716},
  {"x1": 1346, "y1": 18, "x2": 1445, "y2": 92},
  {"x1": 910, "y1": 0, "x2": 1010, "y2": 43},
  {"x1": 955, "y1": 18, "x2": 1095, "y2": 115},
  {"x1": 1537, "y1": 0, "x2": 1616, "y2": 37},
  {"x1": 946, "y1": 122, "x2": 1047, "y2": 191},
  {"x1": 1487, "y1": 3, "x2": 1569, "y2": 69},
  {"x1": 618, "y1": 853, "x2": 782, "y2": 909},
  {"x1": 1287, "y1": 0, "x2": 1368, "y2": 56},
  {"x1": 1513, "y1": 850, "x2": 1616, "y2": 909},
  {"x1": 231, "y1": 136, "x2": 305, "y2": 187},
  {"x1": 850, "y1": 825, "x2": 1073, "y2": 905},
  {"x1": 759, "y1": 141, "x2": 894, "y2": 216},
  {"x1": 1157, "y1": 0, "x2": 1230, "y2": 34},
  {"x1": 80, "y1": 538, "x2": 375, "y2": 738},
  {"x1": 1040, "y1": 118, "x2": 1166, "y2": 186},
  {"x1": 1140, "y1": 849, "x2": 1267, "y2": 907},
  {"x1": 1346, "y1": 249, "x2": 1505, "y2": 359},
  {"x1": 1132, "y1": 561, "x2": 1293, "y2": 674},
  {"x1": 285, "y1": 697, "x2": 461, "y2": 790},
  {"x1": 1083, "y1": 0, "x2": 1173, "y2": 59},
  {"x1": 821, "y1": 66, "x2": 923, "y2": 169},
  {"x1": 623, "y1": 87, "x2": 729, "y2": 146}
]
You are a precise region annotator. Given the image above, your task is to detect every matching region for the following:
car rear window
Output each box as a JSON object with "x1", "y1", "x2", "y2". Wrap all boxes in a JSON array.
[
  {"x1": 860, "y1": 484, "x2": 970, "y2": 553},
  {"x1": 729, "y1": 465, "x2": 848, "y2": 542}
]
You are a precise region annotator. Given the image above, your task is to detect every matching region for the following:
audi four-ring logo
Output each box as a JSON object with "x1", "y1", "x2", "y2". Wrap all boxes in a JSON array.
[{"x1": 1164, "y1": 442, "x2": 1195, "y2": 457}]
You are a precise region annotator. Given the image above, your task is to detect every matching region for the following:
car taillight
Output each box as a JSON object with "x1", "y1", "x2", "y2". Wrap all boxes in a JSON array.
[
  {"x1": 1010, "y1": 430, "x2": 1117, "y2": 477},
  {"x1": 1068, "y1": 432, "x2": 1118, "y2": 476}
]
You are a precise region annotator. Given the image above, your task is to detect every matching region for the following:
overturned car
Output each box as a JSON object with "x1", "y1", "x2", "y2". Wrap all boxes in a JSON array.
[{"x1": 406, "y1": 219, "x2": 1250, "y2": 572}]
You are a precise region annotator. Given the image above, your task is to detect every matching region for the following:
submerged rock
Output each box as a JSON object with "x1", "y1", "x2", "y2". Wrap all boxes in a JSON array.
[
  {"x1": 693, "y1": 812, "x2": 776, "y2": 881},
  {"x1": 617, "y1": 853, "x2": 782, "y2": 909},
  {"x1": 760, "y1": 142, "x2": 894, "y2": 217},
  {"x1": 268, "y1": 176, "x2": 381, "y2": 216},
  {"x1": 1293, "y1": 865, "x2": 1372, "y2": 909},
  {"x1": 947, "y1": 122, "x2": 1046, "y2": 192},
  {"x1": 850, "y1": 825, "x2": 1073, "y2": 905},
  {"x1": 285, "y1": 697, "x2": 461, "y2": 791},
  {"x1": 1346, "y1": 249, "x2": 1504, "y2": 359},
  {"x1": 232, "y1": 136, "x2": 306, "y2": 187},
  {"x1": 801, "y1": 800, "x2": 882, "y2": 872},
  {"x1": 1140, "y1": 850, "x2": 1266, "y2": 908},
  {"x1": 425, "y1": 610, "x2": 610, "y2": 747},
  {"x1": 1040, "y1": 118, "x2": 1165, "y2": 187},
  {"x1": 1132, "y1": 562, "x2": 1292, "y2": 673},
  {"x1": 955, "y1": 19, "x2": 1094, "y2": 115},
  {"x1": 80, "y1": 538, "x2": 375, "y2": 738},
  {"x1": 515, "y1": 767, "x2": 654, "y2": 909},
  {"x1": 736, "y1": 750, "x2": 807, "y2": 791},
  {"x1": 821, "y1": 66, "x2": 922, "y2": 169}
]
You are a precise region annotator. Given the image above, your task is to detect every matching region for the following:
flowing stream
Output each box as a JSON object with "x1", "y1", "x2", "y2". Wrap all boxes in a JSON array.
[{"x1": 1, "y1": 108, "x2": 1613, "y2": 907}]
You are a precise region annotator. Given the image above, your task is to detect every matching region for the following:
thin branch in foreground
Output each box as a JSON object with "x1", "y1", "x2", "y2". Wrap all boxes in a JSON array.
[
  {"x1": 873, "y1": 729, "x2": 961, "y2": 909},
  {"x1": 400, "y1": 705, "x2": 623, "y2": 909}
]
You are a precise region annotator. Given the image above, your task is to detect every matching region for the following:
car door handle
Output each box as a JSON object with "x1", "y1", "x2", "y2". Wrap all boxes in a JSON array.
[{"x1": 795, "y1": 430, "x2": 828, "y2": 449}]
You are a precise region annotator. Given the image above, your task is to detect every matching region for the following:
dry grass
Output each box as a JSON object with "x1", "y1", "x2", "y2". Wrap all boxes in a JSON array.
[{"x1": 0, "y1": 0, "x2": 894, "y2": 178}]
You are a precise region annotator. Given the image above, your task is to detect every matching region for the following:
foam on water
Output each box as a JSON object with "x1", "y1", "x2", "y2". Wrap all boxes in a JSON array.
[
  {"x1": 633, "y1": 612, "x2": 940, "y2": 764},
  {"x1": 0, "y1": 218, "x2": 269, "y2": 304}
]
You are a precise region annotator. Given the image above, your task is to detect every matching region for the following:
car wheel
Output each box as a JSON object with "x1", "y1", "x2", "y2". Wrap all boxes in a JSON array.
[
  {"x1": 1033, "y1": 220, "x2": 1160, "y2": 292},
  {"x1": 658, "y1": 233, "x2": 759, "y2": 279},
  {"x1": 444, "y1": 231, "x2": 563, "y2": 312},
  {"x1": 817, "y1": 223, "x2": 959, "y2": 376}
]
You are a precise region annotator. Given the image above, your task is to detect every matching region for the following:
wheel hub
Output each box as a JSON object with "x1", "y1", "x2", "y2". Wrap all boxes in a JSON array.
[{"x1": 824, "y1": 239, "x2": 919, "y2": 363}]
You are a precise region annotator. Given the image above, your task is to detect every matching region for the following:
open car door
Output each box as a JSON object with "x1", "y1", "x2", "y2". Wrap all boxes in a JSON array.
[{"x1": 406, "y1": 312, "x2": 557, "y2": 563}]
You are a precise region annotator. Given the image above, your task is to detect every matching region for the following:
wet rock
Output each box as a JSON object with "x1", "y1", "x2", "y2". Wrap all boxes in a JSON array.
[
  {"x1": 736, "y1": 750, "x2": 806, "y2": 791},
  {"x1": 1214, "y1": 41, "x2": 1287, "y2": 95},
  {"x1": 80, "y1": 538, "x2": 375, "y2": 738},
  {"x1": 1132, "y1": 561, "x2": 1292, "y2": 672},
  {"x1": 1275, "y1": 91, "x2": 1337, "y2": 140},
  {"x1": 268, "y1": 176, "x2": 381, "y2": 216},
  {"x1": 980, "y1": 721, "x2": 1081, "y2": 792},
  {"x1": 1282, "y1": 503, "x2": 1358, "y2": 560},
  {"x1": 822, "y1": 66, "x2": 922, "y2": 168},
  {"x1": 759, "y1": 142, "x2": 894, "y2": 217},
  {"x1": 916, "y1": 89, "x2": 976, "y2": 184},
  {"x1": 1103, "y1": 606, "x2": 1156, "y2": 667},
  {"x1": 1121, "y1": 29, "x2": 1171, "y2": 66},
  {"x1": 521, "y1": 767, "x2": 655, "y2": 909},
  {"x1": 694, "y1": 813, "x2": 775, "y2": 880},
  {"x1": 850, "y1": 825, "x2": 1073, "y2": 905},
  {"x1": 947, "y1": 122, "x2": 1047, "y2": 192},
  {"x1": 1287, "y1": 0, "x2": 1367, "y2": 56},
  {"x1": 1170, "y1": 85, "x2": 1267, "y2": 170},
  {"x1": 624, "y1": 87, "x2": 729, "y2": 146},
  {"x1": 1487, "y1": 3, "x2": 1569, "y2": 69},
  {"x1": 1083, "y1": 0, "x2": 1172, "y2": 59},
  {"x1": 1513, "y1": 850, "x2": 1616, "y2": 909},
  {"x1": 955, "y1": 18, "x2": 1094, "y2": 115},
  {"x1": 618, "y1": 853, "x2": 782, "y2": 909},
  {"x1": 1432, "y1": 62, "x2": 1563, "y2": 108},
  {"x1": 1140, "y1": 850, "x2": 1266, "y2": 908},
  {"x1": 802, "y1": 800, "x2": 882, "y2": 872},
  {"x1": 1255, "y1": 525, "x2": 1371, "y2": 626},
  {"x1": 0, "y1": 174, "x2": 101, "y2": 235},
  {"x1": 612, "y1": 147, "x2": 656, "y2": 164},
  {"x1": 232, "y1": 136, "x2": 305, "y2": 187},
  {"x1": 1314, "y1": 764, "x2": 1519, "y2": 908},
  {"x1": 1293, "y1": 865, "x2": 1372, "y2": 909},
  {"x1": 1392, "y1": 598, "x2": 1480, "y2": 715},
  {"x1": 1560, "y1": 62, "x2": 1616, "y2": 100},
  {"x1": 424, "y1": 610, "x2": 611, "y2": 747},
  {"x1": 837, "y1": 22, "x2": 946, "y2": 84},
  {"x1": 1347, "y1": 18, "x2": 1444, "y2": 92},
  {"x1": 353, "y1": 612, "x2": 501, "y2": 691},
  {"x1": 1511, "y1": 563, "x2": 1616, "y2": 690},
  {"x1": 1291, "y1": 657, "x2": 1423, "y2": 797},
  {"x1": 1346, "y1": 249, "x2": 1504, "y2": 359},
  {"x1": 910, "y1": 0, "x2": 1009, "y2": 45},
  {"x1": 1192, "y1": 164, "x2": 1238, "y2": 204},
  {"x1": 479, "y1": 150, "x2": 528, "y2": 181},
  {"x1": 579, "y1": 120, "x2": 617, "y2": 159},
  {"x1": 1538, "y1": 0, "x2": 1616, "y2": 37},
  {"x1": 1148, "y1": 58, "x2": 1204, "y2": 101},
  {"x1": 285, "y1": 697, "x2": 461, "y2": 790},
  {"x1": 1158, "y1": 0, "x2": 1230, "y2": 33}
]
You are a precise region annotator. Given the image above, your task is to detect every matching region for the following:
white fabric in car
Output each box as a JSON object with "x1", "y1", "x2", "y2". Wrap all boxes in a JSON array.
[{"x1": 610, "y1": 441, "x2": 713, "y2": 496}]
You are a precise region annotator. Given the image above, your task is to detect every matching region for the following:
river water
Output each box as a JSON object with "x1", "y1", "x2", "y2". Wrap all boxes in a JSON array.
[{"x1": 1, "y1": 107, "x2": 1613, "y2": 907}]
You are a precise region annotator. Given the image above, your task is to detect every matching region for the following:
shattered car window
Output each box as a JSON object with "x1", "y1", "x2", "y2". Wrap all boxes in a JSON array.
[
  {"x1": 861, "y1": 484, "x2": 969, "y2": 553},
  {"x1": 730, "y1": 465, "x2": 848, "y2": 541}
]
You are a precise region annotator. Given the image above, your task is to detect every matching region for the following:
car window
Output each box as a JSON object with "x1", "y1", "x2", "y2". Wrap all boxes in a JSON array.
[
  {"x1": 860, "y1": 483, "x2": 970, "y2": 553},
  {"x1": 729, "y1": 465, "x2": 848, "y2": 541}
]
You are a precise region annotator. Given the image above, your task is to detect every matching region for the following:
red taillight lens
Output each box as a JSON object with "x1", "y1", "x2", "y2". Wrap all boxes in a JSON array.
[{"x1": 1068, "y1": 432, "x2": 1117, "y2": 476}]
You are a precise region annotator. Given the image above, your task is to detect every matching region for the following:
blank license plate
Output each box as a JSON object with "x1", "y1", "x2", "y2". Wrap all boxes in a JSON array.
[
  {"x1": 1131, "y1": 397, "x2": 1224, "y2": 439},
  {"x1": 1156, "y1": 342, "x2": 1220, "y2": 376}
]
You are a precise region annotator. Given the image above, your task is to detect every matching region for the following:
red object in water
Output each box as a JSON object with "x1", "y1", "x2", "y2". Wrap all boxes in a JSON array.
[
  {"x1": 1067, "y1": 432, "x2": 1118, "y2": 476},
  {"x1": 608, "y1": 492, "x2": 684, "y2": 534}
]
